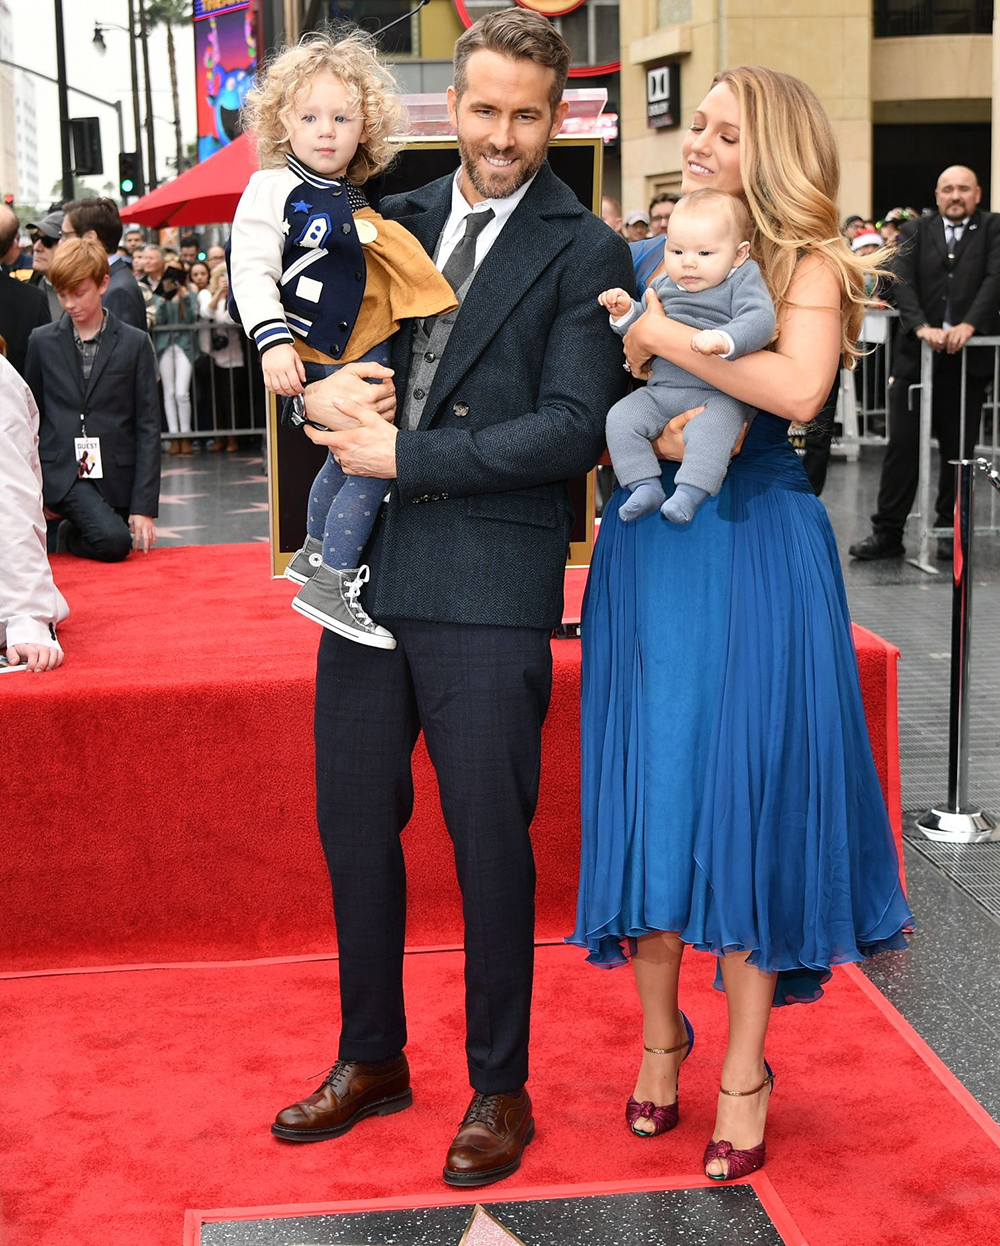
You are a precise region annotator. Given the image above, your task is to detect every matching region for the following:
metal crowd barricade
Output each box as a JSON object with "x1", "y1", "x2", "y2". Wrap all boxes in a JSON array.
[
  {"x1": 912, "y1": 337, "x2": 1000, "y2": 571},
  {"x1": 835, "y1": 307, "x2": 898, "y2": 454},
  {"x1": 149, "y1": 321, "x2": 267, "y2": 445}
]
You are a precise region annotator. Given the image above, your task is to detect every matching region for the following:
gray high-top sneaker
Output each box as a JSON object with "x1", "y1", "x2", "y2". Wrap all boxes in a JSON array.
[
  {"x1": 291, "y1": 564, "x2": 396, "y2": 649},
  {"x1": 284, "y1": 534, "x2": 324, "y2": 585}
]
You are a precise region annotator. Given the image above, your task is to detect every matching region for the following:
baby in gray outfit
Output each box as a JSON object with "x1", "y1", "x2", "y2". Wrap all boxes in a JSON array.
[{"x1": 600, "y1": 189, "x2": 776, "y2": 523}]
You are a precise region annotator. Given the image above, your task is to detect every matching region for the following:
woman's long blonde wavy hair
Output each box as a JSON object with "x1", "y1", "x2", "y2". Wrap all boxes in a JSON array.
[
  {"x1": 715, "y1": 66, "x2": 890, "y2": 366},
  {"x1": 241, "y1": 26, "x2": 403, "y2": 184}
]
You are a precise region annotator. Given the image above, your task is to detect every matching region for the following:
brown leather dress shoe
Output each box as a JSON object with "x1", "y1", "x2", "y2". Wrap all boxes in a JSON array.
[
  {"x1": 271, "y1": 1055, "x2": 411, "y2": 1142},
  {"x1": 442, "y1": 1088, "x2": 534, "y2": 1187}
]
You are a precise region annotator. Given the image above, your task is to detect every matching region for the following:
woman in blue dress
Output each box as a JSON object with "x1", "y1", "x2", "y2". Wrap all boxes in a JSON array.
[{"x1": 570, "y1": 66, "x2": 913, "y2": 1180}]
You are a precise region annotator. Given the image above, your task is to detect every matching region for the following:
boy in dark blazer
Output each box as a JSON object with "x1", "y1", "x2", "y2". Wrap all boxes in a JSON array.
[
  {"x1": 62, "y1": 197, "x2": 148, "y2": 335},
  {"x1": 24, "y1": 239, "x2": 160, "y2": 561},
  {"x1": 851, "y1": 165, "x2": 1000, "y2": 560},
  {"x1": 270, "y1": 10, "x2": 633, "y2": 1188}
]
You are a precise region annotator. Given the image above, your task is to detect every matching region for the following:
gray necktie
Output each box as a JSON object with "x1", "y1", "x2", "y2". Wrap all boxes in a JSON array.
[
  {"x1": 442, "y1": 207, "x2": 496, "y2": 294},
  {"x1": 423, "y1": 207, "x2": 495, "y2": 336}
]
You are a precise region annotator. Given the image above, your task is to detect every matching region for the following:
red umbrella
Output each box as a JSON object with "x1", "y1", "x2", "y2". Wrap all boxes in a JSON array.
[{"x1": 119, "y1": 134, "x2": 258, "y2": 227}]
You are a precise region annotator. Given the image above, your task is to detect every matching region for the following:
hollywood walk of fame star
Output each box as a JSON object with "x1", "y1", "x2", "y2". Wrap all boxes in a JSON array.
[{"x1": 459, "y1": 1205, "x2": 526, "y2": 1246}]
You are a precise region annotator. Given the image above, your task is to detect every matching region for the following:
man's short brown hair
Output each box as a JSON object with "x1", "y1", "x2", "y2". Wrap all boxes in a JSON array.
[
  {"x1": 453, "y1": 9, "x2": 571, "y2": 116},
  {"x1": 63, "y1": 197, "x2": 123, "y2": 256},
  {"x1": 49, "y1": 238, "x2": 110, "y2": 292}
]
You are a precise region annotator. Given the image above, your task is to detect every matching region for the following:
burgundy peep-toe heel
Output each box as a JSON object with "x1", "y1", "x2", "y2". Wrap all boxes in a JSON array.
[
  {"x1": 625, "y1": 1011, "x2": 695, "y2": 1137},
  {"x1": 702, "y1": 1060, "x2": 775, "y2": 1180}
]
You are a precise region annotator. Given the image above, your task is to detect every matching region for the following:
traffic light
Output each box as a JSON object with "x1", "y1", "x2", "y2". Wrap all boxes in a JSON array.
[{"x1": 118, "y1": 151, "x2": 143, "y2": 199}]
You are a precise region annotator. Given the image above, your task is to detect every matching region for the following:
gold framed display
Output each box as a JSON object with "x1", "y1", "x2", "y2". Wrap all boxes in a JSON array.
[{"x1": 268, "y1": 132, "x2": 605, "y2": 579}]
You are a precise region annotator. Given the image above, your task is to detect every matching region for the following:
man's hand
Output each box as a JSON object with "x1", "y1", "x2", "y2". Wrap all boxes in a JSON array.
[
  {"x1": 650, "y1": 407, "x2": 748, "y2": 463},
  {"x1": 691, "y1": 329, "x2": 731, "y2": 356},
  {"x1": 303, "y1": 361, "x2": 396, "y2": 431},
  {"x1": 129, "y1": 514, "x2": 156, "y2": 553},
  {"x1": 944, "y1": 322, "x2": 976, "y2": 354},
  {"x1": 262, "y1": 343, "x2": 306, "y2": 397},
  {"x1": 599, "y1": 287, "x2": 634, "y2": 319},
  {"x1": 916, "y1": 325, "x2": 947, "y2": 353},
  {"x1": 651, "y1": 406, "x2": 706, "y2": 461},
  {"x1": 304, "y1": 402, "x2": 398, "y2": 478},
  {"x1": 623, "y1": 287, "x2": 667, "y2": 379},
  {"x1": 6, "y1": 643, "x2": 63, "y2": 672}
]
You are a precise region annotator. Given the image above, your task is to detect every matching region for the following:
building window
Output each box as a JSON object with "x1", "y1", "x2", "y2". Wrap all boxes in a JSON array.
[
  {"x1": 873, "y1": 0, "x2": 994, "y2": 37},
  {"x1": 327, "y1": 1, "x2": 418, "y2": 56},
  {"x1": 461, "y1": 1, "x2": 620, "y2": 70}
]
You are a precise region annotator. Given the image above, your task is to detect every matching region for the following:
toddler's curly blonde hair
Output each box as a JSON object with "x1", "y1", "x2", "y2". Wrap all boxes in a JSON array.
[{"x1": 241, "y1": 26, "x2": 403, "y2": 184}]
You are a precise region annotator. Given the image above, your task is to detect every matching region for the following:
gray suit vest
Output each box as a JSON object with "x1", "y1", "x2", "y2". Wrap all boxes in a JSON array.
[{"x1": 401, "y1": 245, "x2": 479, "y2": 431}]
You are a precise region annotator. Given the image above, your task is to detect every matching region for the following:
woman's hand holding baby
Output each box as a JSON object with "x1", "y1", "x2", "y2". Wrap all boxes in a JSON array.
[
  {"x1": 599, "y1": 288, "x2": 634, "y2": 319},
  {"x1": 262, "y1": 343, "x2": 307, "y2": 397}
]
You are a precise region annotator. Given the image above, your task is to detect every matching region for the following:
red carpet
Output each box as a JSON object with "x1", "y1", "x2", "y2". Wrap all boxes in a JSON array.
[
  {"x1": 2, "y1": 944, "x2": 998, "y2": 1246},
  {"x1": 2, "y1": 544, "x2": 903, "y2": 971}
]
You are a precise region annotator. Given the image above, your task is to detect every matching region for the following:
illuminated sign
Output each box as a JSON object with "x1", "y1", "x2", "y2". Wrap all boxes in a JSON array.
[
  {"x1": 646, "y1": 62, "x2": 680, "y2": 130},
  {"x1": 452, "y1": 1, "x2": 619, "y2": 77},
  {"x1": 193, "y1": 0, "x2": 249, "y2": 20},
  {"x1": 195, "y1": 3, "x2": 257, "y2": 160}
]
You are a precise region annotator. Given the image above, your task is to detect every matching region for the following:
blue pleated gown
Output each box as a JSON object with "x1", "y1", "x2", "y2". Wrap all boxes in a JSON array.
[{"x1": 569, "y1": 413, "x2": 913, "y2": 1005}]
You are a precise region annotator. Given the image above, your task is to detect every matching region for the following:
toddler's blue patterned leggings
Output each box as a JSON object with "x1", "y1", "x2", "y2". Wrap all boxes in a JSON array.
[{"x1": 304, "y1": 340, "x2": 392, "y2": 571}]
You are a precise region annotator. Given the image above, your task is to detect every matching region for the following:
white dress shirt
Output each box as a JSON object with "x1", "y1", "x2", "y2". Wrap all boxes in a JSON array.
[
  {"x1": 435, "y1": 168, "x2": 539, "y2": 274},
  {"x1": 0, "y1": 356, "x2": 69, "y2": 651}
]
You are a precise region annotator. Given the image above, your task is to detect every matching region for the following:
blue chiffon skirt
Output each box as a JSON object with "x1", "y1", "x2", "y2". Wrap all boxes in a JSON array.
[{"x1": 568, "y1": 413, "x2": 913, "y2": 1006}]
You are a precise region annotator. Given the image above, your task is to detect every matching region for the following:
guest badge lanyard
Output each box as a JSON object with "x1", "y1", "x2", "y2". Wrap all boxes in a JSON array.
[{"x1": 75, "y1": 412, "x2": 103, "y2": 480}]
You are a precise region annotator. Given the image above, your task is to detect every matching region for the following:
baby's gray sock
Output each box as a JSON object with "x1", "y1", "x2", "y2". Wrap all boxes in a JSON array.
[
  {"x1": 618, "y1": 477, "x2": 665, "y2": 521},
  {"x1": 660, "y1": 483, "x2": 709, "y2": 524}
]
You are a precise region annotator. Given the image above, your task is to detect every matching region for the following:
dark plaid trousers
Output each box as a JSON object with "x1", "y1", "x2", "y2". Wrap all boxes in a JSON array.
[{"x1": 314, "y1": 617, "x2": 552, "y2": 1094}]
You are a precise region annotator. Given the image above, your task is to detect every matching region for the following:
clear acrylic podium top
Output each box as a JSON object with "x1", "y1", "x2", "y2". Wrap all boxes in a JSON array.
[{"x1": 397, "y1": 88, "x2": 609, "y2": 140}]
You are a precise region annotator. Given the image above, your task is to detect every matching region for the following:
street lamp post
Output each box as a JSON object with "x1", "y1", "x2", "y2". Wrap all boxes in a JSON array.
[
  {"x1": 93, "y1": 4, "x2": 145, "y2": 193},
  {"x1": 53, "y1": 0, "x2": 73, "y2": 201}
]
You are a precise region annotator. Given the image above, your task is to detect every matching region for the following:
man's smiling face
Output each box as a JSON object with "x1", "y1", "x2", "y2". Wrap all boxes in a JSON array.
[{"x1": 447, "y1": 49, "x2": 568, "y2": 205}]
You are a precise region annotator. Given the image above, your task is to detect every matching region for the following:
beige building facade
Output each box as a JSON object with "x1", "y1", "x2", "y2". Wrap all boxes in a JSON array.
[{"x1": 619, "y1": 1, "x2": 1000, "y2": 222}]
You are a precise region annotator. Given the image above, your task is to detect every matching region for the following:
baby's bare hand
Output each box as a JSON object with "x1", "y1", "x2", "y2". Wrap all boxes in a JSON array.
[
  {"x1": 599, "y1": 288, "x2": 633, "y2": 318},
  {"x1": 690, "y1": 329, "x2": 731, "y2": 356}
]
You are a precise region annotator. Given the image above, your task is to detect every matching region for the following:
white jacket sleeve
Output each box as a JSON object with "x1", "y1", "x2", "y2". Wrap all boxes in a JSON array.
[
  {"x1": 229, "y1": 169, "x2": 295, "y2": 355},
  {"x1": 0, "y1": 358, "x2": 69, "y2": 650}
]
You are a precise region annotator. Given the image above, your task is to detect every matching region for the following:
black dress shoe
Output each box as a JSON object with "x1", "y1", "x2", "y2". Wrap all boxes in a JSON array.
[
  {"x1": 271, "y1": 1055, "x2": 411, "y2": 1141},
  {"x1": 848, "y1": 531, "x2": 905, "y2": 561}
]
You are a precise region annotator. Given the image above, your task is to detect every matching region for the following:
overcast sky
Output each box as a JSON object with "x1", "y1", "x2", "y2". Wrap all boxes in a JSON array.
[{"x1": 11, "y1": 0, "x2": 197, "y2": 206}]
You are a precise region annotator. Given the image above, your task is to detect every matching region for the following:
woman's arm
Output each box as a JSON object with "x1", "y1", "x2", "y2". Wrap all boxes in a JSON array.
[{"x1": 623, "y1": 254, "x2": 842, "y2": 423}]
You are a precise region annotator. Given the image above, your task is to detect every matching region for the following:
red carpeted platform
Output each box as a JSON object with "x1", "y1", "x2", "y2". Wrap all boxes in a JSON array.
[
  {"x1": 2, "y1": 543, "x2": 903, "y2": 971},
  {"x1": 2, "y1": 944, "x2": 998, "y2": 1246}
]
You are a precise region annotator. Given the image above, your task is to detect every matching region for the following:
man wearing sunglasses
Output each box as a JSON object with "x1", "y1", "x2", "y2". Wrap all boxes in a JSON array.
[{"x1": 27, "y1": 211, "x2": 64, "y2": 320}]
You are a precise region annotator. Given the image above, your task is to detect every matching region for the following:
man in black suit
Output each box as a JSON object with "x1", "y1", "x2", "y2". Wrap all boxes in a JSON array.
[
  {"x1": 62, "y1": 198, "x2": 148, "y2": 334},
  {"x1": 24, "y1": 239, "x2": 159, "y2": 561},
  {"x1": 0, "y1": 265, "x2": 50, "y2": 376},
  {"x1": 850, "y1": 166, "x2": 1000, "y2": 560},
  {"x1": 271, "y1": 10, "x2": 632, "y2": 1187}
]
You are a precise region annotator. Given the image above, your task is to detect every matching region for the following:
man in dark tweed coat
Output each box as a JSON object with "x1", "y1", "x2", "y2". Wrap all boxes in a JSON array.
[{"x1": 271, "y1": 11, "x2": 633, "y2": 1187}]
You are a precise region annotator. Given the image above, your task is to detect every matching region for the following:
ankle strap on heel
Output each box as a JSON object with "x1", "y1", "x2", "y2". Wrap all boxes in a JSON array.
[
  {"x1": 643, "y1": 1036, "x2": 690, "y2": 1056},
  {"x1": 719, "y1": 1068, "x2": 774, "y2": 1098}
]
